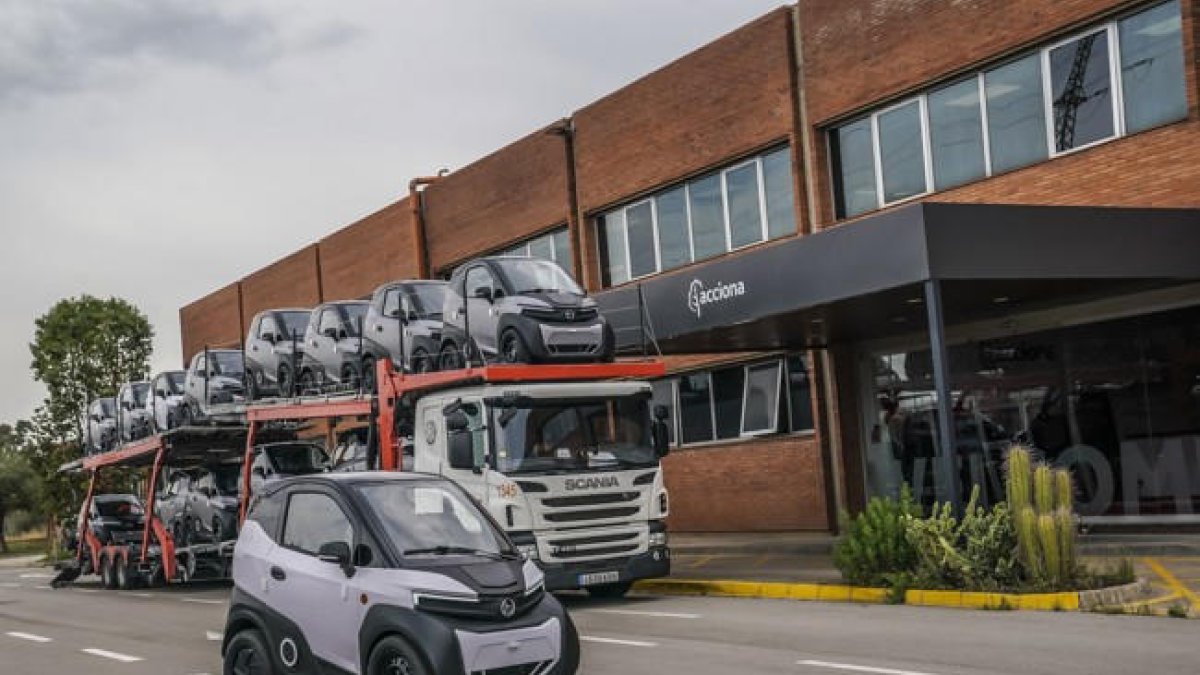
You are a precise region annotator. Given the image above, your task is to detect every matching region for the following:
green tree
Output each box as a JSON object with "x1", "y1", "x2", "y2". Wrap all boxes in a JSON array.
[
  {"x1": 0, "y1": 423, "x2": 39, "y2": 553},
  {"x1": 29, "y1": 295, "x2": 153, "y2": 448}
]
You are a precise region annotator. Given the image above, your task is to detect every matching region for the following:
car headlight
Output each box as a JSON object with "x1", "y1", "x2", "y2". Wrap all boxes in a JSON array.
[{"x1": 649, "y1": 531, "x2": 668, "y2": 547}]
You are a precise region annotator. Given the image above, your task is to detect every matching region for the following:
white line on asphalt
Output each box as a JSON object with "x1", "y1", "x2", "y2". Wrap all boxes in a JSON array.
[
  {"x1": 180, "y1": 597, "x2": 224, "y2": 605},
  {"x1": 35, "y1": 585, "x2": 52, "y2": 590},
  {"x1": 120, "y1": 591, "x2": 154, "y2": 598},
  {"x1": 590, "y1": 608, "x2": 700, "y2": 619},
  {"x1": 82, "y1": 648, "x2": 144, "y2": 663},
  {"x1": 19, "y1": 573, "x2": 53, "y2": 579},
  {"x1": 581, "y1": 635, "x2": 658, "y2": 648},
  {"x1": 798, "y1": 659, "x2": 941, "y2": 675},
  {"x1": 206, "y1": 630, "x2": 223, "y2": 641},
  {"x1": 6, "y1": 631, "x2": 53, "y2": 643},
  {"x1": 72, "y1": 588, "x2": 99, "y2": 593}
]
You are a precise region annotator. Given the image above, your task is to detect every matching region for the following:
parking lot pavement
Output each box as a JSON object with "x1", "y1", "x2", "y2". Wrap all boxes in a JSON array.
[{"x1": 3, "y1": 563, "x2": 1198, "y2": 675}]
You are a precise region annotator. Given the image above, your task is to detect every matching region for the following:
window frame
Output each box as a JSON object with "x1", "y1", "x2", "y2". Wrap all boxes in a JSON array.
[
  {"x1": 739, "y1": 361, "x2": 783, "y2": 437},
  {"x1": 1041, "y1": 23, "x2": 1125, "y2": 159}
]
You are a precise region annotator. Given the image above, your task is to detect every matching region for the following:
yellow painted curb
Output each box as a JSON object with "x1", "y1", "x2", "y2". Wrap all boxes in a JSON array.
[{"x1": 633, "y1": 578, "x2": 1079, "y2": 611}]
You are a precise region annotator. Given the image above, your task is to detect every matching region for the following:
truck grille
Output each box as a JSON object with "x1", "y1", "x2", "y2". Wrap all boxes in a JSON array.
[
  {"x1": 543, "y1": 506, "x2": 638, "y2": 523},
  {"x1": 542, "y1": 492, "x2": 639, "y2": 508},
  {"x1": 545, "y1": 529, "x2": 640, "y2": 561}
]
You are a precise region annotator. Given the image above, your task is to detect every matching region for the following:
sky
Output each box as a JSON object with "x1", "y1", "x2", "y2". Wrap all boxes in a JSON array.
[{"x1": 0, "y1": 0, "x2": 789, "y2": 424}]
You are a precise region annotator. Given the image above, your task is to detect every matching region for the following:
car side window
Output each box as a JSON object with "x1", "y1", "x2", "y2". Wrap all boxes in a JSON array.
[
  {"x1": 465, "y1": 267, "x2": 493, "y2": 300},
  {"x1": 382, "y1": 288, "x2": 401, "y2": 318},
  {"x1": 282, "y1": 492, "x2": 353, "y2": 556},
  {"x1": 257, "y1": 316, "x2": 276, "y2": 339},
  {"x1": 246, "y1": 492, "x2": 284, "y2": 542},
  {"x1": 317, "y1": 309, "x2": 339, "y2": 336},
  {"x1": 194, "y1": 355, "x2": 206, "y2": 375}
]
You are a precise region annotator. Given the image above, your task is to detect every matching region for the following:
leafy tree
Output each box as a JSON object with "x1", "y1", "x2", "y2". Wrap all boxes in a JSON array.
[{"x1": 0, "y1": 423, "x2": 39, "y2": 553}]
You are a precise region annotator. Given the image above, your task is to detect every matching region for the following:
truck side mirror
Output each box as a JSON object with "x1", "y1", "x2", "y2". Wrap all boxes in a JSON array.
[
  {"x1": 448, "y1": 432, "x2": 475, "y2": 471},
  {"x1": 652, "y1": 406, "x2": 671, "y2": 458},
  {"x1": 317, "y1": 541, "x2": 355, "y2": 578}
]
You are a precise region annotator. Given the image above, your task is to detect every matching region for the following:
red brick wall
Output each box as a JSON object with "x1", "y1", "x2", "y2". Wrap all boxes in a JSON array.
[
  {"x1": 319, "y1": 198, "x2": 420, "y2": 302},
  {"x1": 239, "y1": 245, "x2": 322, "y2": 332},
  {"x1": 664, "y1": 434, "x2": 827, "y2": 531},
  {"x1": 421, "y1": 124, "x2": 571, "y2": 274},
  {"x1": 179, "y1": 282, "x2": 242, "y2": 365}
]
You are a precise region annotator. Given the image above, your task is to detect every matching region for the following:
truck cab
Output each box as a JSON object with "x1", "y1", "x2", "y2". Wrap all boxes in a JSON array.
[{"x1": 408, "y1": 379, "x2": 671, "y2": 596}]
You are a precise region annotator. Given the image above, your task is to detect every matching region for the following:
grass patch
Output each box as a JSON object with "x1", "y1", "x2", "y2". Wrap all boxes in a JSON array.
[{"x1": 0, "y1": 536, "x2": 50, "y2": 559}]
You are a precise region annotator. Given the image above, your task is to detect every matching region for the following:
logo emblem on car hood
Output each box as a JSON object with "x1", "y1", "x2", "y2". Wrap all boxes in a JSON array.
[{"x1": 499, "y1": 597, "x2": 517, "y2": 619}]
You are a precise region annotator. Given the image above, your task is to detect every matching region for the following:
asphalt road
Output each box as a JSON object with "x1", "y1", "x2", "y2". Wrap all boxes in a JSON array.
[{"x1": 1, "y1": 564, "x2": 1197, "y2": 675}]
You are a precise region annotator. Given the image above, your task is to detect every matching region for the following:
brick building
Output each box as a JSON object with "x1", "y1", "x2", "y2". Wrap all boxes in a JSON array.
[{"x1": 181, "y1": 1, "x2": 1200, "y2": 531}]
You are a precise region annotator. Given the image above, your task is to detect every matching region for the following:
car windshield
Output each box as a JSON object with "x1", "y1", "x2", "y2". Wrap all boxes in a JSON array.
[
  {"x1": 212, "y1": 466, "x2": 241, "y2": 495},
  {"x1": 495, "y1": 259, "x2": 583, "y2": 296},
  {"x1": 278, "y1": 311, "x2": 311, "y2": 339},
  {"x1": 96, "y1": 498, "x2": 143, "y2": 518},
  {"x1": 408, "y1": 284, "x2": 446, "y2": 318},
  {"x1": 98, "y1": 399, "x2": 115, "y2": 417},
  {"x1": 166, "y1": 372, "x2": 185, "y2": 393},
  {"x1": 491, "y1": 397, "x2": 658, "y2": 474},
  {"x1": 265, "y1": 443, "x2": 328, "y2": 475},
  {"x1": 130, "y1": 383, "x2": 149, "y2": 406},
  {"x1": 338, "y1": 304, "x2": 368, "y2": 336},
  {"x1": 355, "y1": 480, "x2": 514, "y2": 559},
  {"x1": 211, "y1": 352, "x2": 244, "y2": 376}
]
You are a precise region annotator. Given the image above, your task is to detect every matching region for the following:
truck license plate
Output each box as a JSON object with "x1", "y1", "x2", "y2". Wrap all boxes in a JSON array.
[{"x1": 578, "y1": 571, "x2": 620, "y2": 586}]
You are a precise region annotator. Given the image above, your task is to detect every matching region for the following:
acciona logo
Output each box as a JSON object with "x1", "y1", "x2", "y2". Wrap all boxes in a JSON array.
[{"x1": 687, "y1": 278, "x2": 746, "y2": 318}]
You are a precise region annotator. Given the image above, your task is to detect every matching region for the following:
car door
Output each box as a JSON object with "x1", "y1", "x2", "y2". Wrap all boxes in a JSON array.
[
  {"x1": 272, "y1": 490, "x2": 364, "y2": 673},
  {"x1": 257, "y1": 315, "x2": 282, "y2": 386},
  {"x1": 464, "y1": 265, "x2": 498, "y2": 356},
  {"x1": 372, "y1": 287, "x2": 403, "y2": 366},
  {"x1": 439, "y1": 399, "x2": 492, "y2": 511},
  {"x1": 311, "y1": 309, "x2": 339, "y2": 378},
  {"x1": 147, "y1": 376, "x2": 164, "y2": 431},
  {"x1": 191, "y1": 472, "x2": 215, "y2": 534},
  {"x1": 186, "y1": 354, "x2": 206, "y2": 407}
]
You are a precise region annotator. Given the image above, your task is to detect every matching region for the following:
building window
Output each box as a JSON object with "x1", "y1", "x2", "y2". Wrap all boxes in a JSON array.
[
  {"x1": 830, "y1": 1, "x2": 1187, "y2": 219},
  {"x1": 654, "y1": 355, "x2": 814, "y2": 448},
  {"x1": 496, "y1": 226, "x2": 573, "y2": 277},
  {"x1": 596, "y1": 145, "x2": 795, "y2": 287}
]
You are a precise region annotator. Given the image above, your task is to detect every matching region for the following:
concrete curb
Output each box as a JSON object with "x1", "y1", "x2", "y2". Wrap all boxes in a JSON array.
[{"x1": 633, "y1": 578, "x2": 1144, "y2": 612}]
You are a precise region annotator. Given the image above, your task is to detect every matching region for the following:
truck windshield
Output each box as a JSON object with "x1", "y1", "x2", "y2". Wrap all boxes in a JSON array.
[
  {"x1": 355, "y1": 480, "x2": 515, "y2": 560},
  {"x1": 166, "y1": 372, "x2": 186, "y2": 393},
  {"x1": 490, "y1": 397, "x2": 658, "y2": 474}
]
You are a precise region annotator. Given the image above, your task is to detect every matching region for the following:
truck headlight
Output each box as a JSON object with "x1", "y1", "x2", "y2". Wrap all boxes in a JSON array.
[{"x1": 649, "y1": 531, "x2": 668, "y2": 547}]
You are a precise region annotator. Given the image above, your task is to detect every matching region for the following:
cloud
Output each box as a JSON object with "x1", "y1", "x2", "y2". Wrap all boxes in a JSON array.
[{"x1": 0, "y1": 0, "x2": 358, "y2": 105}]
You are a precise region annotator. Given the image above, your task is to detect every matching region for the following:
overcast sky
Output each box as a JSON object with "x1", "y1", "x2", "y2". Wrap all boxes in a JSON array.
[{"x1": 0, "y1": 0, "x2": 787, "y2": 424}]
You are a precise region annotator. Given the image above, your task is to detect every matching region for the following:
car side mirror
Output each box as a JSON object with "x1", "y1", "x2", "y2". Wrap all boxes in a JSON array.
[
  {"x1": 322, "y1": 328, "x2": 338, "y2": 339},
  {"x1": 252, "y1": 466, "x2": 267, "y2": 478},
  {"x1": 473, "y1": 287, "x2": 493, "y2": 303},
  {"x1": 262, "y1": 333, "x2": 276, "y2": 344},
  {"x1": 317, "y1": 541, "x2": 355, "y2": 578}
]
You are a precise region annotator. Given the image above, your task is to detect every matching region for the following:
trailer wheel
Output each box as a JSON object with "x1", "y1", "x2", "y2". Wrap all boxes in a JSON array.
[
  {"x1": 100, "y1": 553, "x2": 118, "y2": 589},
  {"x1": 367, "y1": 635, "x2": 428, "y2": 675},
  {"x1": 115, "y1": 554, "x2": 134, "y2": 590},
  {"x1": 223, "y1": 627, "x2": 273, "y2": 675}
]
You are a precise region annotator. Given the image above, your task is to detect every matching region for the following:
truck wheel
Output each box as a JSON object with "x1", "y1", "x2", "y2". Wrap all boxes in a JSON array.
[
  {"x1": 115, "y1": 555, "x2": 134, "y2": 590},
  {"x1": 586, "y1": 581, "x2": 632, "y2": 599},
  {"x1": 500, "y1": 329, "x2": 531, "y2": 364},
  {"x1": 174, "y1": 520, "x2": 189, "y2": 548},
  {"x1": 367, "y1": 635, "x2": 428, "y2": 675},
  {"x1": 439, "y1": 344, "x2": 462, "y2": 371},
  {"x1": 412, "y1": 349, "x2": 433, "y2": 373},
  {"x1": 223, "y1": 628, "x2": 274, "y2": 675},
  {"x1": 100, "y1": 553, "x2": 118, "y2": 589}
]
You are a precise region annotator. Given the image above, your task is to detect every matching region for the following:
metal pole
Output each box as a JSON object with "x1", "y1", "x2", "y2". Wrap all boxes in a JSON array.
[{"x1": 924, "y1": 279, "x2": 961, "y2": 511}]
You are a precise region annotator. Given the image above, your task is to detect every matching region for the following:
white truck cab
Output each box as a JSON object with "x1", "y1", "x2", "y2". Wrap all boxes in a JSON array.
[{"x1": 409, "y1": 379, "x2": 671, "y2": 596}]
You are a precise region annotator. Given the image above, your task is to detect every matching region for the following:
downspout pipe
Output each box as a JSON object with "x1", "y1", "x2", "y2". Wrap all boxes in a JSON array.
[{"x1": 408, "y1": 170, "x2": 448, "y2": 279}]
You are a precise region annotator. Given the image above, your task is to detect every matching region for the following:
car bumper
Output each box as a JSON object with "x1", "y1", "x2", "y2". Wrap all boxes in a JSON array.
[
  {"x1": 538, "y1": 546, "x2": 670, "y2": 591},
  {"x1": 508, "y1": 315, "x2": 614, "y2": 362},
  {"x1": 455, "y1": 617, "x2": 562, "y2": 674}
]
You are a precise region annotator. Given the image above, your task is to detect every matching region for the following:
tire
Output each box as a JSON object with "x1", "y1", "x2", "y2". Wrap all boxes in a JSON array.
[
  {"x1": 367, "y1": 635, "x2": 428, "y2": 675},
  {"x1": 277, "y1": 363, "x2": 295, "y2": 398},
  {"x1": 115, "y1": 554, "x2": 134, "y2": 590},
  {"x1": 361, "y1": 356, "x2": 376, "y2": 394},
  {"x1": 246, "y1": 372, "x2": 259, "y2": 402},
  {"x1": 500, "y1": 329, "x2": 531, "y2": 364},
  {"x1": 586, "y1": 581, "x2": 632, "y2": 599},
  {"x1": 214, "y1": 516, "x2": 228, "y2": 542},
  {"x1": 178, "y1": 404, "x2": 193, "y2": 428},
  {"x1": 298, "y1": 370, "x2": 316, "y2": 396},
  {"x1": 100, "y1": 552, "x2": 117, "y2": 589},
  {"x1": 439, "y1": 343, "x2": 462, "y2": 371},
  {"x1": 342, "y1": 363, "x2": 361, "y2": 392},
  {"x1": 555, "y1": 612, "x2": 581, "y2": 675},
  {"x1": 411, "y1": 349, "x2": 434, "y2": 374},
  {"x1": 174, "y1": 520, "x2": 189, "y2": 548},
  {"x1": 223, "y1": 628, "x2": 274, "y2": 675}
]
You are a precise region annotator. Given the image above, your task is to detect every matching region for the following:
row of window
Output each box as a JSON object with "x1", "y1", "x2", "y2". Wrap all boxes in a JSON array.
[
  {"x1": 597, "y1": 146, "x2": 796, "y2": 287},
  {"x1": 831, "y1": 0, "x2": 1187, "y2": 218},
  {"x1": 498, "y1": 227, "x2": 572, "y2": 271},
  {"x1": 651, "y1": 354, "x2": 814, "y2": 447}
]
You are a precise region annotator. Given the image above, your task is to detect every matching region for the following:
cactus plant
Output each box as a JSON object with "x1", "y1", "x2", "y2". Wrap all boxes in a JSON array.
[
  {"x1": 1055, "y1": 468, "x2": 1074, "y2": 512},
  {"x1": 1007, "y1": 446, "x2": 1032, "y2": 512},
  {"x1": 1034, "y1": 464, "x2": 1054, "y2": 513},
  {"x1": 1037, "y1": 513, "x2": 1061, "y2": 584},
  {"x1": 1016, "y1": 505, "x2": 1042, "y2": 580},
  {"x1": 1003, "y1": 446, "x2": 1081, "y2": 587}
]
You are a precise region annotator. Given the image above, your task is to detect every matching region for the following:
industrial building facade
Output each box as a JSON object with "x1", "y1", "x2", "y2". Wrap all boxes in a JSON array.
[{"x1": 181, "y1": 0, "x2": 1200, "y2": 531}]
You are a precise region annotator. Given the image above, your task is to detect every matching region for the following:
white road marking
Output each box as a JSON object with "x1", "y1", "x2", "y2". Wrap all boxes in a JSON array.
[
  {"x1": 19, "y1": 573, "x2": 53, "y2": 579},
  {"x1": 35, "y1": 585, "x2": 52, "y2": 590},
  {"x1": 180, "y1": 597, "x2": 224, "y2": 605},
  {"x1": 82, "y1": 648, "x2": 144, "y2": 663},
  {"x1": 590, "y1": 608, "x2": 700, "y2": 619},
  {"x1": 72, "y1": 588, "x2": 100, "y2": 593},
  {"x1": 6, "y1": 631, "x2": 52, "y2": 643},
  {"x1": 120, "y1": 591, "x2": 153, "y2": 598},
  {"x1": 798, "y1": 660, "x2": 942, "y2": 675},
  {"x1": 206, "y1": 630, "x2": 223, "y2": 641},
  {"x1": 580, "y1": 635, "x2": 658, "y2": 648}
]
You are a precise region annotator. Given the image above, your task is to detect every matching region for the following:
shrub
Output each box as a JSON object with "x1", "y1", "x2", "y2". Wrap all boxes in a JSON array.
[
  {"x1": 834, "y1": 485, "x2": 920, "y2": 587},
  {"x1": 904, "y1": 485, "x2": 1020, "y2": 591}
]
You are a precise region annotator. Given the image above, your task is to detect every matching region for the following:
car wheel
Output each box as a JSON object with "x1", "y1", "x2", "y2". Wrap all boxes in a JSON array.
[
  {"x1": 277, "y1": 363, "x2": 295, "y2": 398},
  {"x1": 223, "y1": 627, "x2": 274, "y2": 675},
  {"x1": 246, "y1": 373, "x2": 259, "y2": 402},
  {"x1": 411, "y1": 349, "x2": 434, "y2": 373},
  {"x1": 555, "y1": 611, "x2": 581, "y2": 675},
  {"x1": 500, "y1": 329, "x2": 532, "y2": 364},
  {"x1": 439, "y1": 343, "x2": 462, "y2": 371},
  {"x1": 586, "y1": 581, "x2": 632, "y2": 599},
  {"x1": 342, "y1": 363, "x2": 361, "y2": 392},
  {"x1": 100, "y1": 552, "x2": 117, "y2": 589},
  {"x1": 298, "y1": 370, "x2": 316, "y2": 396},
  {"x1": 368, "y1": 635, "x2": 428, "y2": 675},
  {"x1": 361, "y1": 356, "x2": 376, "y2": 393}
]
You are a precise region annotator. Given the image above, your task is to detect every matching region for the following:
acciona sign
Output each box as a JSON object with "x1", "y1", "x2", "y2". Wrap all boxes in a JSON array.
[{"x1": 686, "y1": 278, "x2": 746, "y2": 318}]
